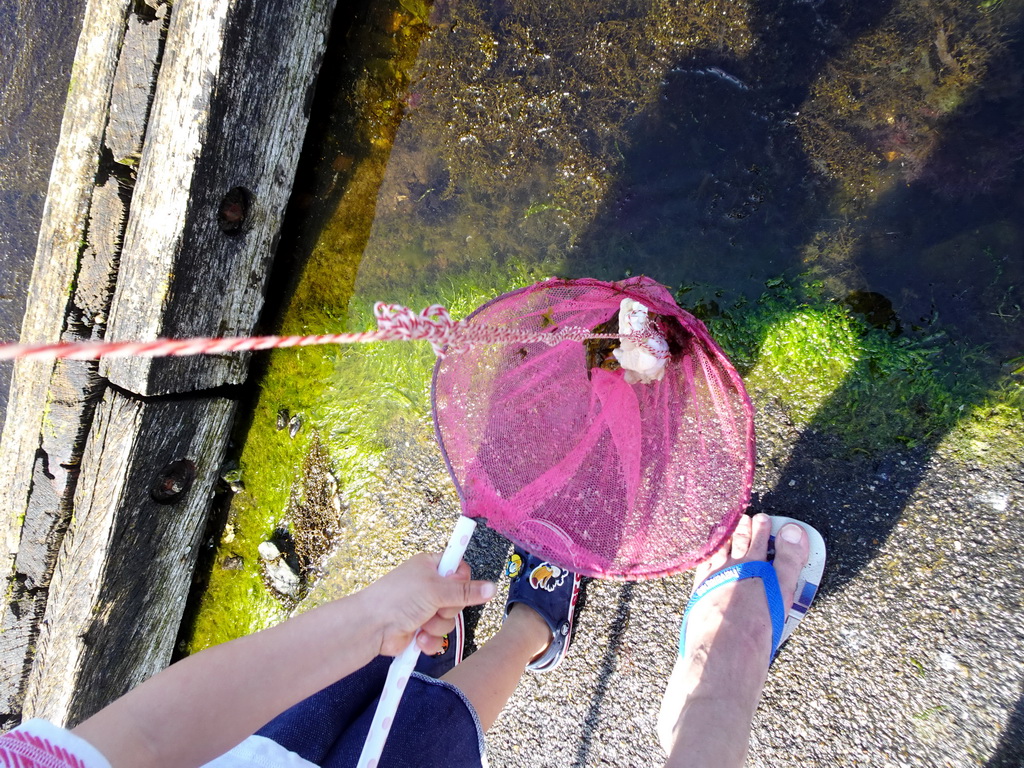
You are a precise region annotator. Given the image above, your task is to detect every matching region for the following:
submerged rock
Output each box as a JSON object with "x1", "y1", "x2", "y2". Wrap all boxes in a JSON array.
[
  {"x1": 221, "y1": 467, "x2": 244, "y2": 493},
  {"x1": 264, "y1": 557, "x2": 301, "y2": 598},
  {"x1": 258, "y1": 540, "x2": 281, "y2": 561}
]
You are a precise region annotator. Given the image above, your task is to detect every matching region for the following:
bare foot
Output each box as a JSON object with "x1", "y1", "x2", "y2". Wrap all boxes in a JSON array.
[{"x1": 657, "y1": 513, "x2": 810, "y2": 768}]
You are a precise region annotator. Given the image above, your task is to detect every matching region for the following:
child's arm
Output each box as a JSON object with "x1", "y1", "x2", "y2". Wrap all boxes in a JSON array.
[{"x1": 72, "y1": 553, "x2": 496, "y2": 768}]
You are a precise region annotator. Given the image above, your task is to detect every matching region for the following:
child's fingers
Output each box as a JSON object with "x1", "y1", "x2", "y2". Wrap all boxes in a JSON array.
[
  {"x1": 397, "y1": 553, "x2": 495, "y2": 616},
  {"x1": 448, "y1": 560, "x2": 472, "y2": 582},
  {"x1": 434, "y1": 605, "x2": 463, "y2": 621},
  {"x1": 437, "y1": 578, "x2": 496, "y2": 610},
  {"x1": 415, "y1": 632, "x2": 446, "y2": 655},
  {"x1": 420, "y1": 613, "x2": 458, "y2": 639},
  {"x1": 421, "y1": 553, "x2": 471, "y2": 580}
]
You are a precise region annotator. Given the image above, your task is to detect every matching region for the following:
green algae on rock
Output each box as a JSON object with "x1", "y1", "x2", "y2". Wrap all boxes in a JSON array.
[{"x1": 690, "y1": 279, "x2": 1023, "y2": 459}]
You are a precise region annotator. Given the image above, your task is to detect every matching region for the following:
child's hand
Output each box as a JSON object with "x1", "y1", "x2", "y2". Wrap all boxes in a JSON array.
[
  {"x1": 357, "y1": 553, "x2": 496, "y2": 657},
  {"x1": 71, "y1": 553, "x2": 494, "y2": 768}
]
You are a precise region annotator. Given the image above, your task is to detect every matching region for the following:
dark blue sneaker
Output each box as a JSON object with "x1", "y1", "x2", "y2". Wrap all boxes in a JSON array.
[
  {"x1": 504, "y1": 546, "x2": 581, "y2": 673},
  {"x1": 414, "y1": 610, "x2": 464, "y2": 678}
]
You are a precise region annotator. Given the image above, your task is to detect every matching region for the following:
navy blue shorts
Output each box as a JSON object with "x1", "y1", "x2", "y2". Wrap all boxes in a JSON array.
[{"x1": 255, "y1": 656, "x2": 485, "y2": 767}]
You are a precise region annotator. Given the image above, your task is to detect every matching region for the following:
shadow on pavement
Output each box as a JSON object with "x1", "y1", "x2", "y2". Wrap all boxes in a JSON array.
[
  {"x1": 984, "y1": 685, "x2": 1024, "y2": 768},
  {"x1": 572, "y1": 582, "x2": 635, "y2": 768}
]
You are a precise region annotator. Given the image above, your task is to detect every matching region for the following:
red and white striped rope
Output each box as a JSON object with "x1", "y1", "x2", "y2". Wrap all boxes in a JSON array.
[{"x1": 0, "y1": 302, "x2": 631, "y2": 361}]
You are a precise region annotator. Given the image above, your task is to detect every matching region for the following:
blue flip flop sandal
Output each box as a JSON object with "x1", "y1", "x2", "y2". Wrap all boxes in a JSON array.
[
  {"x1": 503, "y1": 546, "x2": 582, "y2": 673},
  {"x1": 679, "y1": 516, "x2": 826, "y2": 664},
  {"x1": 414, "y1": 610, "x2": 464, "y2": 679},
  {"x1": 657, "y1": 517, "x2": 825, "y2": 754},
  {"x1": 768, "y1": 515, "x2": 826, "y2": 649}
]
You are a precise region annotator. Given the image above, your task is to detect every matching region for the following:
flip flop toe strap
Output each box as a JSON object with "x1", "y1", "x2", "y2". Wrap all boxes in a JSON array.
[{"x1": 678, "y1": 561, "x2": 786, "y2": 663}]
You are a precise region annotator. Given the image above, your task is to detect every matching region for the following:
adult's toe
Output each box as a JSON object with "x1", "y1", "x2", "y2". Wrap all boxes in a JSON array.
[{"x1": 772, "y1": 522, "x2": 810, "y2": 610}]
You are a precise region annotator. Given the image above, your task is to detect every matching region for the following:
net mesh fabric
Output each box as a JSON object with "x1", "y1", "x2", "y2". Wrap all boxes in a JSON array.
[{"x1": 432, "y1": 277, "x2": 755, "y2": 580}]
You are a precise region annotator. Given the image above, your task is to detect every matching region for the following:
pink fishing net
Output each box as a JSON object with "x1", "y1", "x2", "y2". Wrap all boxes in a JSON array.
[{"x1": 432, "y1": 276, "x2": 755, "y2": 580}]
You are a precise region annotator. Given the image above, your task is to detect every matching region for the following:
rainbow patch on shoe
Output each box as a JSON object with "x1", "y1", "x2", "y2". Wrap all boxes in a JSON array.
[
  {"x1": 506, "y1": 552, "x2": 524, "y2": 579},
  {"x1": 431, "y1": 633, "x2": 450, "y2": 657},
  {"x1": 529, "y1": 562, "x2": 567, "y2": 592}
]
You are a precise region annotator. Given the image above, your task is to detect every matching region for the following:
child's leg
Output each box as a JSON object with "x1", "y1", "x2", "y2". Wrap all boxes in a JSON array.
[
  {"x1": 439, "y1": 603, "x2": 551, "y2": 731},
  {"x1": 442, "y1": 547, "x2": 580, "y2": 732}
]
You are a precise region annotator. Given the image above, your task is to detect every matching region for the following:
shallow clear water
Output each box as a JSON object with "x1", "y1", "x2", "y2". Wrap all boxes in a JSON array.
[{"x1": 279, "y1": 0, "x2": 1023, "y2": 361}]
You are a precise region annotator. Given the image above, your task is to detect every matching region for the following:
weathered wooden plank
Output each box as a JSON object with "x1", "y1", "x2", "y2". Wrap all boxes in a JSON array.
[
  {"x1": 105, "y1": 9, "x2": 166, "y2": 165},
  {"x1": 102, "y1": 0, "x2": 336, "y2": 396},
  {"x1": 0, "y1": 0, "x2": 133, "y2": 724},
  {"x1": 0, "y1": 175, "x2": 132, "y2": 724},
  {"x1": 6, "y1": 176, "x2": 126, "y2": 591},
  {"x1": 14, "y1": 359, "x2": 104, "y2": 592},
  {"x1": 1, "y1": 0, "x2": 337, "y2": 730},
  {"x1": 0, "y1": 0, "x2": 130, "y2": 579},
  {"x1": 0, "y1": 356, "x2": 105, "y2": 725},
  {"x1": 72, "y1": 175, "x2": 128, "y2": 336},
  {"x1": 22, "y1": 389, "x2": 236, "y2": 726},
  {"x1": 0, "y1": 599, "x2": 36, "y2": 722}
]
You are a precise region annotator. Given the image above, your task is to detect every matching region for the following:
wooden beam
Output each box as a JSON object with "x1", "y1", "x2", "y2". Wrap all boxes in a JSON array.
[
  {"x1": 102, "y1": 0, "x2": 335, "y2": 396},
  {"x1": 1, "y1": 0, "x2": 336, "y2": 727},
  {"x1": 22, "y1": 389, "x2": 236, "y2": 725},
  {"x1": 0, "y1": 0, "x2": 134, "y2": 722}
]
